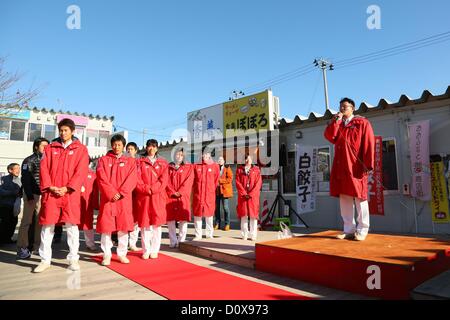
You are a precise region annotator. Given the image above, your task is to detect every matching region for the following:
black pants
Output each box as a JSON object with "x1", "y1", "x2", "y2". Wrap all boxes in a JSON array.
[
  {"x1": 54, "y1": 225, "x2": 63, "y2": 241},
  {"x1": 0, "y1": 205, "x2": 19, "y2": 243}
]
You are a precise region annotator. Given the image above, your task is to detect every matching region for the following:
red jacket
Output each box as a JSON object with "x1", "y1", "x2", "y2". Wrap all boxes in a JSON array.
[
  {"x1": 166, "y1": 162, "x2": 194, "y2": 222},
  {"x1": 96, "y1": 152, "x2": 137, "y2": 233},
  {"x1": 235, "y1": 165, "x2": 262, "y2": 218},
  {"x1": 136, "y1": 156, "x2": 169, "y2": 227},
  {"x1": 192, "y1": 161, "x2": 220, "y2": 217},
  {"x1": 78, "y1": 169, "x2": 99, "y2": 230},
  {"x1": 324, "y1": 115, "x2": 375, "y2": 200},
  {"x1": 39, "y1": 138, "x2": 89, "y2": 225}
]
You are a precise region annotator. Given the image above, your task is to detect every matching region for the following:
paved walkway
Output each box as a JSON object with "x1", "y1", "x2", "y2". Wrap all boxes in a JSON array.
[{"x1": 0, "y1": 223, "x2": 372, "y2": 300}]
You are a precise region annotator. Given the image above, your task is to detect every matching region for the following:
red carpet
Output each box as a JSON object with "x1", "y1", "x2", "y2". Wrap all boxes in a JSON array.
[{"x1": 92, "y1": 251, "x2": 313, "y2": 300}]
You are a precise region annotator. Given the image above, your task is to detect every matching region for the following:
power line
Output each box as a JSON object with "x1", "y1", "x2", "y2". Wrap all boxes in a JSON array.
[
  {"x1": 114, "y1": 124, "x2": 173, "y2": 139},
  {"x1": 334, "y1": 35, "x2": 450, "y2": 70},
  {"x1": 239, "y1": 30, "x2": 450, "y2": 92},
  {"x1": 334, "y1": 31, "x2": 450, "y2": 65}
]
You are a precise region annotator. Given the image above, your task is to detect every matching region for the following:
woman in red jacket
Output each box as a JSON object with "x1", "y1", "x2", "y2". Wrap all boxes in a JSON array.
[
  {"x1": 166, "y1": 148, "x2": 194, "y2": 247},
  {"x1": 35, "y1": 118, "x2": 89, "y2": 273},
  {"x1": 235, "y1": 154, "x2": 262, "y2": 241},
  {"x1": 136, "y1": 139, "x2": 168, "y2": 259},
  {"x1": 126, "y1": 141, "x2": 141, "y2": 252},
  {"x1": 78, "y1": 161, "x2": 99, "y2": 251},
  {"x1": 192, "y1": 148, "x2": 220, "y2": 240},
  {"x1": 96, "y1": 135, "x2": 137, "y2": 265}
]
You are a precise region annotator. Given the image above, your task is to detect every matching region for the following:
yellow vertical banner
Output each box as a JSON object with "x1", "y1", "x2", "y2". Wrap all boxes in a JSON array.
[{"x1": 430, "y1": 160, "x2": 450, "y2": 223}]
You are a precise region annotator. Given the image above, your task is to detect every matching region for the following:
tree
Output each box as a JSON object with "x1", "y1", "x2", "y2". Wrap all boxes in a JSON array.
[{"x1": 0, "y1": 56, "x2": 44, "y2": 116}]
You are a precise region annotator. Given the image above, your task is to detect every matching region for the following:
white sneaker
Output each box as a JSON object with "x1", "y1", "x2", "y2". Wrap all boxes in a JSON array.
[
  {"x1": 169, "y1": 242, "x2": 177, "y2": 248},
  {"x1": 150, "y1": 253, "x2": 158, "y2": 259},
  {"x1": 250, "y1": 237, "x2": 257, "y2": 241},
  {"x1": 336, "y1": 233, "x2": 355, "y2": 240},
  {"x1": 354, "y1": 233, "x2": 367, "y2": 241},
  {"x1": 101, "y1": 255, "x2": 111, "y2": 266},
  {"x1": 33, "y1": 262, "x2": 51, "y2": 273},
  {"x1": 192, "y1": 237, "x2": 202, "y2": 241},
  {"x1": 128, "y1": 245, "x2": 140, "y2": 252},
  {"x1": 142, "y1": 253, "x2": 150, "y2": 260},
  {"x1": 119, "y1": 256, "x2": 130, "y2": 264},
  {"x1": 68, "y1": 260, "x2": 80, "y2": 271}
]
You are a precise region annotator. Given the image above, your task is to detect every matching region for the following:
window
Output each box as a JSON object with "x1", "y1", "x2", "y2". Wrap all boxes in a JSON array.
[
  {"x1": 316, "y1": 147, "x2": 331, "y2": 192},
  {"x1": 99, "y1": 131, "x2": 109, "y2": 148},
  {"x1": 10, "y1": 121, "x2": 26, "y2": 141},
  {"x1": 28, "y1": 123, "x2": 43, "y2": 142},
  {"x1": 283, "y1": 151, "x2": 296, "y2": 194},
  {"x1": 44, "y1": 124, "x2": 56, "y2": 141},
  {"x1": 74, "y1": 126, "x2": 85, "y2": 144},
  {"x1": 382, "y1": 138, "x2": 399, "y2": 191},
  {"x1": 0, "y1": 119, "x2": 9, "y2": 140},
  {"x1": 283, "y1": 146, "x2": 331, "y2": 194},
  {"x1": 86, "y1": 129, "x2": 99, "y2": 147}
]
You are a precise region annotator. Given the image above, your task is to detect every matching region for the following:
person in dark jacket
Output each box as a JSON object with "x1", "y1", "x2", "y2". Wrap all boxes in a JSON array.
[
  {"x1": 0, "y1": 163, "x2": 22, "y2": 244},
  {"x1": 16, "y1": 137, "x2": 49, "y2": 259}
]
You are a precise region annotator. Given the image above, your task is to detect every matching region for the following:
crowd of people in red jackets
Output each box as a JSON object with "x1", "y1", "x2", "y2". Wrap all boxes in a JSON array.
[{"x1": 14, "y1": 118, "x2": 262, "y2": 273}]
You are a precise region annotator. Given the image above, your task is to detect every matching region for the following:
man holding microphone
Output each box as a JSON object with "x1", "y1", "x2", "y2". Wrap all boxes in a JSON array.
[{"x1": 324, "y1": 98, "x2": 375, "y2": 241}]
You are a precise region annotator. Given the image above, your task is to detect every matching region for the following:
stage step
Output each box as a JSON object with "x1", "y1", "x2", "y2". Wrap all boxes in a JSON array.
[
  {"x1": 411, "y1": 270, "x2": 450, "y2": 300},
  {"x1": 179, "y1": 235, "x2": 256, "y2": 269}
]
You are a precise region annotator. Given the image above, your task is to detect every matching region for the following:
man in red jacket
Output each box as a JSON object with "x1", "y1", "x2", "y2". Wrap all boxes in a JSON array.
[
  {"x1": 34, "y1": 118, "x2": 89, "y2": 273},
  {"x1": 324, "y1": 98, "x2": 375, "y2": 241},
  {"x1": 96, "y1": 135, "x2": 137, "y2": 265},
  {"x1": 192, "y1": 148, "x2": 220, "y2": 240},
  {"x1": 136, "y1": 139, "x2": 168, "y2": 259},
  {"x1": 166, "y1": 148, "x2": 194, "y2": 247}
]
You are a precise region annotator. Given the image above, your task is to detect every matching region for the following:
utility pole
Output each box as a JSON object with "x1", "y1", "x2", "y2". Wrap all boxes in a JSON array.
[
  {"x1": 142, "y1": 128, "x2": 147, "y2": 148},
  {"x1": 229, "y1": 90, "x2": 245, "y2": 101},
  {"x1": 313, "y1": 58, "x2": 334, "y2": 111}
]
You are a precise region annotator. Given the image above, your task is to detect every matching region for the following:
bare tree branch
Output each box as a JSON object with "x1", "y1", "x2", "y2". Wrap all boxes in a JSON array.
[{"x1": 0, "y1": 56, "x2": 45, "y2": 116}]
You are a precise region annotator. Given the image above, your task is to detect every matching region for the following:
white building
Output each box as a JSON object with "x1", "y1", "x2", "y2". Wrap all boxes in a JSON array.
[
  {"x1": 0, "y1": 106, "x2": 114, "y2": 175},
  {"x1": 158, "y1": 86, "x2": 450, "y2": 235}
]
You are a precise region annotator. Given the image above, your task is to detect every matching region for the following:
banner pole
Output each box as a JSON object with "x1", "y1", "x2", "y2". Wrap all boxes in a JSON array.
[{"x1": 414, "y1": 197, "x2": 418, "y2": 234}]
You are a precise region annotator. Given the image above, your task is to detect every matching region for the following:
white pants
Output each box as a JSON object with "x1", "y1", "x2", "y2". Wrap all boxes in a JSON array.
[
  {"x1": 39, "y1": 223, "x2": 79, "y2": 264},
  {"x1": 129, "y1": 223, "x2": 140, "y2": 247},
  {"x1": 101, "y1": 232, "x2": 128, "y2": 258},
  {"x1": 141, "y1": 225, "x2": 162, "y2": 255},
  {"x1": 167, "y1": 220, "x2": 188, "y2": 246},
  {"x1": 241, "y1": 217, "x2": 258, "y2": 240},
  {"x1": 84, "y1": 229, "x2": 95, "y2": 248},
  {"x1": 194, "y1": 216, "x2": 213, "y2": 238},
  {"x1": 339, "y1": 194, "x2": 370, "y2": 236}
]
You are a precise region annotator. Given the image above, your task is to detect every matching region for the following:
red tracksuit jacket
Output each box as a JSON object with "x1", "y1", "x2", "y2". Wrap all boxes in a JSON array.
[
  {"x1": 39, "y1": 138, "x2": 89, "y2": 225},
  {"x1": 96, "y1": 152, "x2": 137, "y2": 233},
  {"x1": 235, "y1": 165, "x2": 262, "y2": 218},
  {"x1": 135, "y1": 156, "x2": 169, "y2": 228},
  {"x1": 166, "y1": 162, "x2": 194, "y2": 222}
]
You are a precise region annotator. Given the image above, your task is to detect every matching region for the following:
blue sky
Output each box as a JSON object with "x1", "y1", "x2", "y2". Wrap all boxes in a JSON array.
[{"x1": 1, "y1": 0, "x2": 449, "y2": 145}]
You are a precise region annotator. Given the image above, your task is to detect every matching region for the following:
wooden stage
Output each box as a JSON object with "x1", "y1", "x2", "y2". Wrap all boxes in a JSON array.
[{"x1": 255, "y1": 230, "x2": 450, "y2": 299}]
